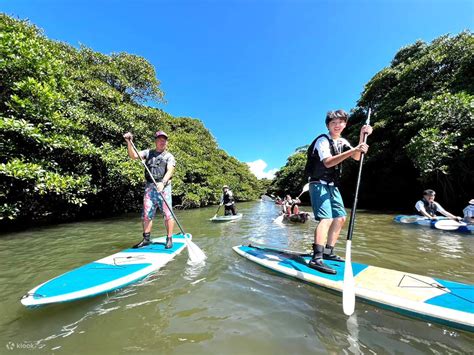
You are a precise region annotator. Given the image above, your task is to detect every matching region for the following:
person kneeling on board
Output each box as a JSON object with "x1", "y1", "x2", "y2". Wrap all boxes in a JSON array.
[
  {"x1": 124, "y1": 131, "x2": 176, "y2": 249},
  {"x1": 221, "y1": 185, "x2": 237, "y2": 216},
  {"x1": 415, "y1": 189, "x2": 462, "y2": 221},
  {"x1": 305, "y1": 109, "x2": 372, "y2": 274}
]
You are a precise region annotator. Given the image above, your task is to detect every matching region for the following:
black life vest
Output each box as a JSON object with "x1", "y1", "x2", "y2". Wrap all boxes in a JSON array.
[
  {"x1": 422, "y1": 199, "x2": 438, "y2": 217},
  {"x1": 145, "y1": 150, "x2": 168, "y2": 183},
  {"x1": 304, "y1": 134, "x2": 351, "y2": 185},
  {"x1": 223, "y1": 191, "x2": 235, "y2": 205}
]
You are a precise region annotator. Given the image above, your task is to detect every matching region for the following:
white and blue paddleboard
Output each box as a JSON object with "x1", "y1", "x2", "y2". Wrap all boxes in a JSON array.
[
  {"x1": 210, "y1": 213, "x2": 243, "y2": 222},
  {"x1": 21, "y1": 234, "x2": 191, "y2": 307},
  {"x1": 394, "y1": 215, "x2": 473, "y2": 234},
  {"x1": 233, "y1": 244, "x2": 474, "y2": 332}
]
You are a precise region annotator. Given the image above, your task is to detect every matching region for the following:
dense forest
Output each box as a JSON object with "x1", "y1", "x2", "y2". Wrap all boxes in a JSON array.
[
  {"x1": 271, "y1": 32, "x2": 473, "y2": 213},
  {"x1": 0, "y1": 15, "x2": 265, "y2": 228}
]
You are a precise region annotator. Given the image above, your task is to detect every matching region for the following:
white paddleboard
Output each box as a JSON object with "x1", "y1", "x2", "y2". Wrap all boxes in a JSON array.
[{"x1": 21, "y1": 234, "x2": 190, "y2": 307}]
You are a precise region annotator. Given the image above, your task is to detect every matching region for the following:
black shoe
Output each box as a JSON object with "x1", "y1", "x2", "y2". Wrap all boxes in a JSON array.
[
  {"x1": 323, "y1": 246, "x2": 344, "y2": 262},
  {"x1": 165, "y1": 237, "x2": 173, "y2": 249},
  {"x1": 133, "y1": 233, "x2": 151, "y2": 249},
  {"x1": 133, "y1": 238, "x2": 150, "y2": 248},
  {"x1": 323, "y1": 252, "x2": 344, "y2": 262},
  {"x1": 308, "y1": 258, "x2": 337, "y2": 274}
]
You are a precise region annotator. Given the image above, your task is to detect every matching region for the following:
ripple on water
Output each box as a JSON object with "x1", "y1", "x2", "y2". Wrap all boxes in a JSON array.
[{"x1": 1, "y1": 204, "x2": 473, "y2": 353}]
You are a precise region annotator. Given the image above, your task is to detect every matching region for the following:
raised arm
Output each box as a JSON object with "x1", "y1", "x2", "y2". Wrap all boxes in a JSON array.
[{"x1": 123, "y1": 132, "x2": 139, "y2": 160}]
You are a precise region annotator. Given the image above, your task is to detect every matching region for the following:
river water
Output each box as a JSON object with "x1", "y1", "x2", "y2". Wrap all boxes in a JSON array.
[{"x1": 1, "y1": 201, "x2": 473, "y2": 354}]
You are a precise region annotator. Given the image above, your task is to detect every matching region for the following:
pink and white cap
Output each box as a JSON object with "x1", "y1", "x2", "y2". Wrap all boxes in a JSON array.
[{"x1": 154, "y1": 130, "x2": 168, "y2": 139}]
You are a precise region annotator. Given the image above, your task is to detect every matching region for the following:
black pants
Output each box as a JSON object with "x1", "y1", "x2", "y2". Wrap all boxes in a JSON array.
[{"x1": 224, "y1": 204, "x2": 237, "y2": 216}]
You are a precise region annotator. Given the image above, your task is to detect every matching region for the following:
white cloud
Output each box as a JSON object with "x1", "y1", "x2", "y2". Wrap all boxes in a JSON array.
[{"x1": 246, "y1": 159, "x2": 278, "y2": 180}]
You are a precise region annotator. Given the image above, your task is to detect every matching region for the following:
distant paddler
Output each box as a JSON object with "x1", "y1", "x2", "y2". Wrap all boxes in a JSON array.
[
  {"x1": 221, "y1": 185, "x2": 238, "y2": 216},
  {"x1": 463, "y1": 199, "x2": 474, "y2": 224},
  {"x1": 415, "y1": 189, "x2": 462, "y2": 221},
  {"x1": 123, "y1": 130, "x2": 176, "y2": 249}
]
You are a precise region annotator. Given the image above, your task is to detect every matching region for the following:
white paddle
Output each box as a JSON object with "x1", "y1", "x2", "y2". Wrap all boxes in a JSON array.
[
  {"x1": 399, "y1": 216, "x2": 425, "y2": 223},
  {"x1": 212, "y1": 204, "x2": 223, "y2": 219},
  {"x1": 273, "y1": 214, "x2": 284, "y2": 224},
  {"x1": 434, "y1": 219, "x2": 467, "y2": 231},
  {"x1": 128, "y1": 140, "x2": 206, "y2": 264},
  {"x1": 297, "y1": 183, "x2": 310, "y2": 198},
  {"x1": 343, "y1": 108, "x2": 372, "y2": 316}
]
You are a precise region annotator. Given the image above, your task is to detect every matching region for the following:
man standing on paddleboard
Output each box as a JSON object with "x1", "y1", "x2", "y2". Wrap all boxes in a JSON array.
[
  {"x1": 221, "y1": 185, "x2": 238, "y2": 216},
  {"x1": 124, "y1": 131, "x2": 176, "y2": 249},
  {"x1": 305, "y1": 110, "x2": 372, "y2": 274}
]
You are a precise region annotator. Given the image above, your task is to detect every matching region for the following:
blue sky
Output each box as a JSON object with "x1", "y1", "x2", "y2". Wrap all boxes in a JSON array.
[{"x1": 2, "y1": 0, "x2": 473, "y2": 178}]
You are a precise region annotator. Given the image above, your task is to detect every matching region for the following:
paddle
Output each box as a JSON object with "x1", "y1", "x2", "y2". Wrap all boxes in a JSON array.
[
  {"x1": 212, "y1": 204, "x2": 223, "y2": 219},
  {"x1": 434, "y1": 219, "x2": 467, "y2": 231},
  {"x1": 297, "y1": 183, "x2": 310, "y2": 199},
  {"x1": 128, "y1": 139, "x2": 206, "y2": 263},
  {"x1": 343, "y1": 108, "x2": 372, "y2": 316},
  {"x1": 399, "y1": 216, "x2": 425, "y2": 223}
]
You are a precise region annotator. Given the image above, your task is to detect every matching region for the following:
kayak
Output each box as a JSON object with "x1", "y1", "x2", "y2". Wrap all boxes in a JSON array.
[
  {"x1": 283, "y1": 212, "x2": 310, "y2": 223},
  {"x1": 210, "y1": 213, "x2": 243, "y2": 222},
  {"x1": 21, "y1": 234, "x2": 190, "y2": 307},
  {"x1": 394, "y1": 215, "x2": 473, "y2": 234},
  {"x1": 233, "y1": 244, "x2": 474, "y2": 332}
]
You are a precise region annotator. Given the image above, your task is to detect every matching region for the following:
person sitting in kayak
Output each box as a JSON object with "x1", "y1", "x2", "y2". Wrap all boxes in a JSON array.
[
  {"x1": 282, "y1": 195, "x2": 301, "y2": 215},
  {"x1": 124, "y1": 130, "x2": 176, "y2": 249},
  {"x1": 462, "y1": 199, "x2": 474, "y2": 224},
  {"x1": 415, "y1": 189, "x2": 462, "y2": 221},
  {"x1": 221, "y1": 185, "x2": 237, "y2": 216},
  {"x1": 305, "y1": 109, "x2": 372, "y2": 274}
]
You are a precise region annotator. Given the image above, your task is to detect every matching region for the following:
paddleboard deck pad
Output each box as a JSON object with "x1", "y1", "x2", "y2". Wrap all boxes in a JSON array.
[
  {"x1": 210, "y1": 213, "x2": 243, "y2": 222},
  {"x1": 21, "y1": 234, "x2": 191, "y2": 307},
  {"x1": 233, "y1": 244, "x2": 474, "y2": 332},
  {"x1": 394, "y1": 215, "x2": 473, "y2": 234}
]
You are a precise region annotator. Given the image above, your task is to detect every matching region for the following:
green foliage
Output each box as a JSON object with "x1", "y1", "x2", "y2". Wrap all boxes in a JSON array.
[
  {"x1": 345, "y1": 31, "x2": 474, "y2": 210},
  {"x1": 0, "y1": 14, "x2": 262, "y2": 227},
  {"x1": 270, "y1": 32, "x2": 473, "y2": 211},
  {"x1": 269, "y1": 152, "x2": 307, "y2": 199},
  {"x1": 406, "y1": 92, "x2": 473, "y2": 178}
]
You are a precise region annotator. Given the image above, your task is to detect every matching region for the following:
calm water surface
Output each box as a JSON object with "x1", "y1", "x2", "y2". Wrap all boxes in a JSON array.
[{"x1": 1, "y1": 201, "x2": 473, "y2": 354}]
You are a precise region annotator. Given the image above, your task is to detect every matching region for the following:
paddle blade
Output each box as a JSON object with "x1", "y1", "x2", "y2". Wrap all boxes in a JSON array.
[
  {"x1": 399, "y1": 216, "x2": 423, "y2": 223},
  {"x1": 343, "y1": 240, "x2": 356, "y2": 316},
  {"x1": 273, "y1": 215, "x2": 284, "y2": 225},
  {"x1": 297, "y1": 183, "x2": 310, "y2": 198},
  {"x1": 184, "y1": 234, "x2": 207, "y2": 263},
  {"x1": 434, "y1": 220, "x2": 466, "y2": 231}
]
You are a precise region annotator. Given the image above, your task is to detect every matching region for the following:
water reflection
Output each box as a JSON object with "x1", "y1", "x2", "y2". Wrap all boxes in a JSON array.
[{"x1": 1, "y1": 202, "x2": 473, "y2": 353}]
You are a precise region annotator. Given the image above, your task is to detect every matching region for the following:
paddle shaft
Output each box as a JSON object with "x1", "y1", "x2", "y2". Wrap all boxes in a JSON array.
[
  {"x1": 128, "y1": 140, "x2": 186, "y2": 235},
  {"x1": 346, "y1": 109, "x2": 371, "y2": 241},
  {"x1": 214, "y1": 204, "x2": 222, "y2": 217}
]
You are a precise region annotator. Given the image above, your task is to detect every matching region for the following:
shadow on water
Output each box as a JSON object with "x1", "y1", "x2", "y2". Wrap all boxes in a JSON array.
[{"x1": 1, "y1": 201, "x2": 473, "y2": 353}]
